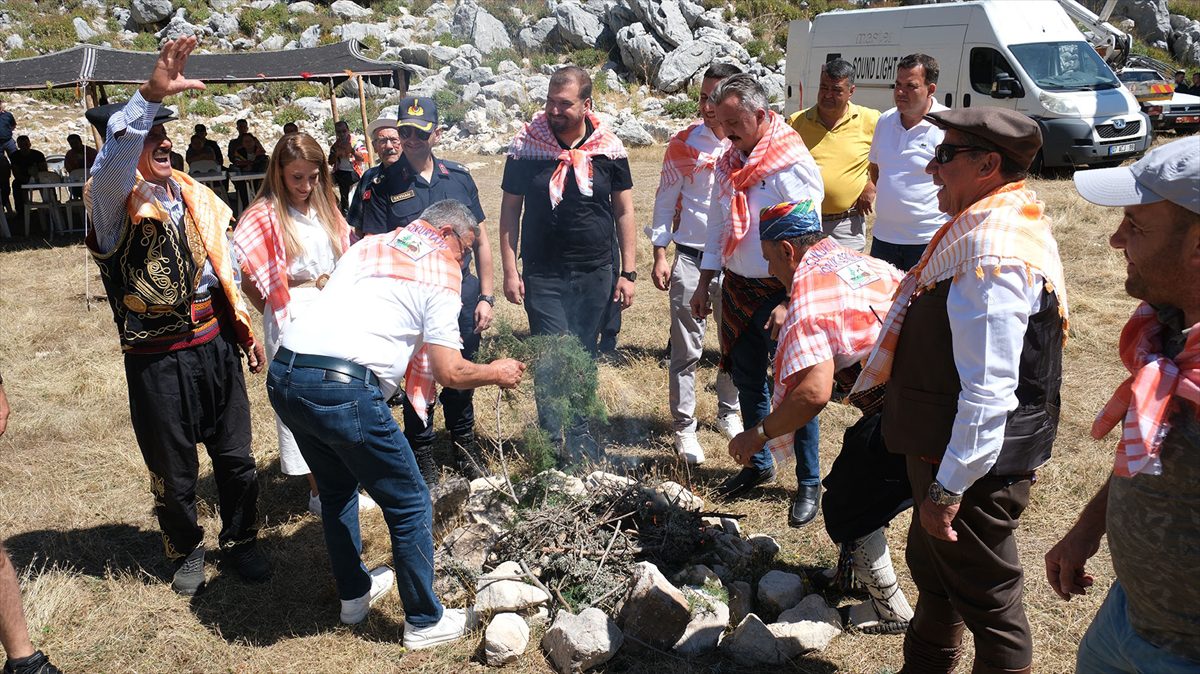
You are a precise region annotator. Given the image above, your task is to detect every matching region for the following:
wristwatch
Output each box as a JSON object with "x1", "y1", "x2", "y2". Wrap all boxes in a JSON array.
[
  {"x1": 928, "y1": 480, "x2": 963, "y2": 506},
  {"x1": 620, "y1": 270, "x2": 638, "y2": 282},
  {"x1": 478, "y1": 294, "x2": 496, "y2": 306}
]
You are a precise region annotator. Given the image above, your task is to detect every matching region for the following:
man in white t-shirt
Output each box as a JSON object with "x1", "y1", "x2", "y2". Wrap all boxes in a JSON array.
[
  {"x1": 868, "y1": 53, "x2": 949, "y2": 270},
  {"x1": 649, "y1": 63, "x2": 745, "y2": 465},
  {"x1": 267, "y1": 200, "x2": 524, "y2": 651}
]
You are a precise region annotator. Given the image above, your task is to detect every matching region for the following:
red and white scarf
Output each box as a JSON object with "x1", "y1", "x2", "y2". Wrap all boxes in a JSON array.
[
  {"x1": 232, "y1": 199, "x2": 350, "y2": 327},
  {"x1": 714, "y1": 111, "x2": 813, "y2": 261},
  {"x1": 658, "y1": 121, "x2": 724, "y2": 190},
  {"x1": 340, "y1": 220, "x2": 464, "y2": 422},
  {"x1": 851, "y1": 182, "x2": 1068, "y2": 404},
  {"x1": 508, "y1": 110, "x2": 627, "y2": 208},
  {"x1": 1093, "y1": 303, "x2": 1200, "y2": 477}
]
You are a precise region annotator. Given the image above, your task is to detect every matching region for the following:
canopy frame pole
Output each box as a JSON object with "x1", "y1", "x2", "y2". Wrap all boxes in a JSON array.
[
  {"x1": 328, "y1": 78, "x2": 339, "y2": 125},
  {"x1": 84, "y1": 84, "x2": 103, "y2": 150},
  {"x1": 356, "y1": 75, "x2": 372, "y2": 165}
]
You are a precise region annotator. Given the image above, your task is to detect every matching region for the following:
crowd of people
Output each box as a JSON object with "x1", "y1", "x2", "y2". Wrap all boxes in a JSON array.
[{"x1": 1, "y1": 35, "x2": 1197, "y2": 673}]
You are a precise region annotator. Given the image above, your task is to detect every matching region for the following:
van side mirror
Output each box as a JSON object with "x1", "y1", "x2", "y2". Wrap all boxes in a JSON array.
[{"x1": 991, "y1": 73, "x2": 1024, "y2": 99}]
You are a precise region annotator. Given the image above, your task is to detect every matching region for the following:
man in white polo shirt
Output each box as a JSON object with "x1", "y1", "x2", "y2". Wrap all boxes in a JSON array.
[
  {"x1": 267, "y1": 200, "x2": 524, "y2": 650},
  {"x1": 868, "y1": 53, "x2": 949, "y2": 270},
  {"x1": 650, "y1": 63, "x2": 744, "y2": 464}
]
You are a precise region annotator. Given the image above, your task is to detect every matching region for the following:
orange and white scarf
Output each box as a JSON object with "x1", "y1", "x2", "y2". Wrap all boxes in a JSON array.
[
  {"x1": 507, "y1": 110, "x2": 627, "y2": 208},
  {"x1": 658, "y1": 121, "x2": 724, "y2": 190},
  {"x1": 850, "y1": 182, "x2": 1068, "y2": 403},
  {"x1": 1093, "y1": 304, "x2": 1200, "y2": 477},
  {"x1": 341, "y1": 219, "x2": 463, "y2": 422},
  {"x1": 123, "y1": 169, "x2": 256, "y2": 349},
  {"x1": 232, "y1": 199, "x2": 351, "y2": 327},
  {"x1": 714, "y1": 111, "x2": 813, "y2": 261}
]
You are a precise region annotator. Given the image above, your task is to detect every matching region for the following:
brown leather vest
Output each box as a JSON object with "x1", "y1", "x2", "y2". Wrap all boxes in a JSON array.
[{"x1": 881, "y1": 278, "x2": 1063, "y2": 476}]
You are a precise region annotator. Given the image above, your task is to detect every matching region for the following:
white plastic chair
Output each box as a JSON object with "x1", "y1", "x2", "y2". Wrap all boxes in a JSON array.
[{"x1": 24, "y1": 171, "x2": 64, "y2": 237}]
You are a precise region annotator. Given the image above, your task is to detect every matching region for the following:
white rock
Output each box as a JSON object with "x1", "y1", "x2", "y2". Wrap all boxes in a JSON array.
[
  {"x1": 299, "y1": 24, "x2": 321, "y2": 49},
  {"x1": 585, "y1": 471, "x2": 636, "y2": 492},
  {"x1": 484, "y1": 612, "x2": 531, "y2": 666},
  {"x1": 522, "y1": 469, "x2": 587, "y2": 499},
  {"x1": 130, "y1": 0, "x2": 173, "y2": 25},
  {"x1": 617, "y1": 23, "x2": 667, "y2": 82},
  {"x1": 258, "y1": 34, "x2": 287, "y2": 51},
  {"x1": 517, "y1": 17, "x2": 558, "y2": 52},
  {"x1": 720, "y1": 613, "x2": 791, "y2": 665},
  {"x1": 730, "y1": 25, "x2": 753, "y2": 43},
  {"x1": 451, "y1": 0, "x2": 512, "y2": 55},
  {"x1": 212, "y1": 94, "x2": 243, "y2": 109},
  {"x1": 679, "y1": 0, "x2": 705, "y2": 27},
  {"x1": 770, "y1": 594, "x2": 843, "y2": 654},
  {"x1": 5, "y1": 34, "x2": 25, "y2": 51},
  {"x1": 604, "y1": 68, "x2": 626, "y2": 93},
  {"x1": 756, "y1": 570, "x2": 806, "y2": 621},
  {"x1": 619, "y1": 562, "x2": 691, "y2": 650},
  {"x1": 674, "y1": 588, "x2": 729, "y2": 655},
  {"x1": 482, "y1": 80, "x2": 528, "y2": 107},
  {"x1": 615, "y1": 117, "x2": 654, "y2": 147},
  {"x1": 462, "y1": 107, "x2": 490, "y2": 135},
  {"x1": 331, "y1": 0, "x2": 373, "y2": 20},
  {"x1": 632, "y1": 0, "x2": 692, "y2": 48},
  {"x1": 209, "y1": 12, "x2": 238, "y2": 38},
  {"x1": 336, "y1": 21, "x2": 390, "y2": 43},
  {"x1": 656, "y1": 480, "x2": 702, "y2": 510},
  {"x1": 555, "y1": 2, "x2": 606, "y2": 50},
  {"x1": 656, "y1": 39, "x2": 716, "y2": 93},
  {"x1": 541, "y1": 608, "x2": 623, "y2": 674},
  {"x1": 748, "y1": 533, "x2": 780, "y2": 560},
  {"x1": 476, "y1": 561, "x2": 551, "y2": 613},
  {"x1": 69, "y1": 17, "x2": 99, "y2": 42},
  {"x1": 288, "y1": 1, "x2": 316, "y2": 14}
]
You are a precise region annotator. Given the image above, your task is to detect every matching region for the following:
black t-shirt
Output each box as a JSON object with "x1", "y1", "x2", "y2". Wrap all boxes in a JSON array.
[
  {"x1": 501, "y1": 124, "x2": 632, "y2": 269},
  {"x1": 10, "y1": 149, "x2": 45, "y2": 181}
]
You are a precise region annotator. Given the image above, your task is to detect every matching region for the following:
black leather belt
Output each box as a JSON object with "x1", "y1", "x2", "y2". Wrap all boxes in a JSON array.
[
  {"x1": 822, "y1": 208, "x2": 860, "y2": 221},
  {"x1": 275, "y1": 346, "x2": 380, "y2": 387},
  {"x1": 676, "y1": 244, "x2": 703, "y2": 261}
]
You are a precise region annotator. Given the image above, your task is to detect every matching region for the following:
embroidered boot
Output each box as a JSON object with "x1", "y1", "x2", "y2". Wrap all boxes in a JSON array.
[
  {"x1": 846, "y1": 527, "x2": 915, "y2": 635},
  {"x1": 899, "y1": 621, "x2": 964, "y2": 674}
]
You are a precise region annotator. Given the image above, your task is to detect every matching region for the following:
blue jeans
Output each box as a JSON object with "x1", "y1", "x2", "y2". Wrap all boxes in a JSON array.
[
  {"x1": 869, "y1": 238, "x2": 927, "y2": 272},
  {"x1": 1076, "y1": 581, "x2": 1200, "y2": 673},
  {"x1": 266, "y1": 359, "x2": 443, "y2": 627},
  {"x1": 729, "y1": 295, "x2": 821, "y2": 481}
]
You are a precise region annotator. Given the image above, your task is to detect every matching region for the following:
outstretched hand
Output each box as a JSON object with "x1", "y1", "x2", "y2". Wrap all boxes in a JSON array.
[{"x1": 139, "y1": 36, "x2": 206, "y2": 103}]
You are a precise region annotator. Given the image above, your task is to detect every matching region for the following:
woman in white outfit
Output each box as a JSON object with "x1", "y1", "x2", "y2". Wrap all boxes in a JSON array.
[{"x1": 233, "y1": 132, "x2": 375, "y2": 515}]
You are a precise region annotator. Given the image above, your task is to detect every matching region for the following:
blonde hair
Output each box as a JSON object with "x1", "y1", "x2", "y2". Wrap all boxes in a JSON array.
[{"x1": 251, "y1": 132, "x2": 346, "y2": 261}]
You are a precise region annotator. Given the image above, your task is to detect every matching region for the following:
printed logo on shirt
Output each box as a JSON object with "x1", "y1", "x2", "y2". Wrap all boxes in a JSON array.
[
  {"x1": 363, "y1": 189, "x2": 372, "y2": 201},
  {"x1": 388, "y1": 227, "x2": 440, "y2": 261},
  {"x1": 834, "y1": 260, "x2": 882, "y2": 290},
  {"x1": 390, "y1": 189, "x2": 416, "y2": 203}
]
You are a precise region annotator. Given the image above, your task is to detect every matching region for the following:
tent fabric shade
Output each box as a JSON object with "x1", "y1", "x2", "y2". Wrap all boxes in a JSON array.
[{"x1": 0, "y1": 40, "x2": 411, "y2": 91}]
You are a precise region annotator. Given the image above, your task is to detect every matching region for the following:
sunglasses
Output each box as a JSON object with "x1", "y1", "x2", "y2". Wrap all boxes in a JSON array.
[
  {"x1": 934, "y1": 143, "x2": 990, "y2": 164},
  {"x1": 399, "y1": 127, "x2": 432, "y2": 141}
]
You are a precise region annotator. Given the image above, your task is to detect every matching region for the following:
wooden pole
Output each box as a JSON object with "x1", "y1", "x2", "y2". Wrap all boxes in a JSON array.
[
  {"x1": 328, "y1": 78, "x2": 339, "y2": 125},
  {"x1": 356, "y1": 75, "x2": 372, "y2": 165},
  {"x1": 84, "y1": 84, "x2": 103, "y2": 150}
]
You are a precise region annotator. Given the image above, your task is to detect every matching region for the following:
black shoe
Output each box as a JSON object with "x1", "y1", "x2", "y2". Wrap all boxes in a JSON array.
[
  {"x1": 788, "y1": 483, "x2": 821, "y2": 528},
  {"x1": 3, "y1": 651, "x2": 62, "y2": 674},
  {"x1": 171, "y1": 544, "x2": 207, "y2": 596},
  {"x1": 716, "y1": 466, "x2": 776, "y2": 501},
  {"x1": 413, "y1": 444, "x2": 440, "y2": 486},
  {"x1": 453, "y1": 435, "x2": 487, "y2": 480},
  {"x1": 224, "y1": 543, "x2": 270, "y2": 583}
]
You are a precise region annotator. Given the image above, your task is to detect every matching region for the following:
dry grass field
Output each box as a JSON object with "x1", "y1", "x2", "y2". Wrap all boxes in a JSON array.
[{"x1": 0, "y1": 137, "x2": 1163, "y2": 673}]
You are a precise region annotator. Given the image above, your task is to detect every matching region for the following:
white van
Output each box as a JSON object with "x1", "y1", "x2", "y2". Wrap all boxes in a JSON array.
[{"x1": 784, "y1": 0, "x2": 1151, "y2": 170}]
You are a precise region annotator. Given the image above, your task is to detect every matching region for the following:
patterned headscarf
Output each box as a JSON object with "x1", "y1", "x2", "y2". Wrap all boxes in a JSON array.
[{"x1": 759, "y1": 200, "x2": 821, "y2": 241}]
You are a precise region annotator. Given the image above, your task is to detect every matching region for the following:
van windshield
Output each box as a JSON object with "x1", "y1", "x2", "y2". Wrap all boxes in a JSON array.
[{"x1": 1009, "y1": 41, "x2": 1121, "y2": 92}]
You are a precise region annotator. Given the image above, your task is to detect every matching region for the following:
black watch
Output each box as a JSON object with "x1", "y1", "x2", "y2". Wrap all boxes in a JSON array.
[
  {"x1": 478, "y1": 294, "x2": 496, "y2": 306},
  {"x1": 620, "y1": 270, "x2": 637, "y2": 282}
]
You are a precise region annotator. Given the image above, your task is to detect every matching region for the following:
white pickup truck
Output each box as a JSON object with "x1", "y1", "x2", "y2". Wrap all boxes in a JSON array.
[{"x1": 1117, "y1": 67, "x2": 1200, "y2": 134}]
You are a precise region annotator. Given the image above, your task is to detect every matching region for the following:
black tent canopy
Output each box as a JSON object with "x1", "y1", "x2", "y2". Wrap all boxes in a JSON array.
[{"x1": 0, "y1": 40, "x2": 411, "y2": 91}]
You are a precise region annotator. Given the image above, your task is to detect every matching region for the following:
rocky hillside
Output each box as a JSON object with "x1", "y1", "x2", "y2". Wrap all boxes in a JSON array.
[{"x1": 2, "y1": 0, "x2": 1197, "y2": 157}]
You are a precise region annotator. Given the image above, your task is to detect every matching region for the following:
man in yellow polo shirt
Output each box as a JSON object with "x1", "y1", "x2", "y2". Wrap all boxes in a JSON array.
[{"x1": 790, "y1": 59, "x2": 881, "y2": 252}]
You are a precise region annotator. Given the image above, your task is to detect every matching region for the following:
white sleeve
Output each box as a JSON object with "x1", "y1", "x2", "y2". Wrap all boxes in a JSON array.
[
  {"x1": 421, "y1": 289, "x2": 464, "y2": 351},
  {"x1": 700, "y1": 178, "x2": 726, "y2": 272},
  {"x1": 649, "y1": 166, "x2": 684, "y2": 249},
  {"x1": 774, "y1": 159, "x2": 825, "y2": 216},
  {"x1": 936, "y1": 268, "x2": 1041, "y2": 494}
]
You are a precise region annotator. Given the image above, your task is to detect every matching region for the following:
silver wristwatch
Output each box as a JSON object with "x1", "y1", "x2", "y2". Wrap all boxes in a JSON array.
[{"x1": 928, "y1": 480, "x2": 962, "y2": 506}]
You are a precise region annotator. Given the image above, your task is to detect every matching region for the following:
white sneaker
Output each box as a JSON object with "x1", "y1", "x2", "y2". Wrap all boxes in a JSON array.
[
  {"x1": 674, "y1": 431, "x2": 706, "y2": 465},
  {"x1": 716, "y1": 414, "x2": 744, "y2": 440},
  {"x1": 403, "y1": 607, "x2": 474, "y2": 650},
  {"x1": 307, "y1": 492, "x2": 322, "y2": 517},
  {"x1": 340, "y1": 566, "x2": 395, "y2": 625},
  {"x1": 357, "y1": 491, "x2": 378, "y2": 511}
]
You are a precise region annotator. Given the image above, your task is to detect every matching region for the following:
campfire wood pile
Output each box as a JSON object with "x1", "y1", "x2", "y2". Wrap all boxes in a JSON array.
[{"x1": 432, "y1": 468, "x2": 852, "y2": 670}]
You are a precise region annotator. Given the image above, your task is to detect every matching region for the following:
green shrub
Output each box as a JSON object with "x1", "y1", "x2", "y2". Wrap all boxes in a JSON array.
[
  {"x1": 273, "y1": 104, "x2": 306, "y2": 127},
  {"x1": 131, "y1": 32, "x2": 159, "y2": 52},
  {"x1": 664, "y1": 98, "x2": 699, "y2": 119},
  {"x1": 211, "y1": 122, "x2": 232, "y2": 136},
  {"x1": 433, "y1": 85, "x2": 463, "y2": 113},
  {"x1": 184, "y1": 97, "x2": 222, "y2": 118},
  {"x1": 569, "y1": 48, "x2": 609, "y2": 68},
  {"x1": 1168, "y1": 0, "x2": 1200, "y2": 22},
  {"x1": 29, "y1": 15, "x2": 77, "y2": 53},
  {"x1": 481, "y1": 47, "x2": 522, "y2": 71},
  {"x1": 30, "y1": 87, "x2": 79, "y2": 105},
  {"x1": 238, "y1": 4, "x2": 288, "y2": 37}
]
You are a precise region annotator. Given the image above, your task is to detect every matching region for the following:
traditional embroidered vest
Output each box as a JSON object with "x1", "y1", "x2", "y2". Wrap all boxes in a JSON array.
[
  {"x1": 882, "y1": 279, "x2": 1064, "y2": 476},
  {"x1": 89, "y1": 207, "x2": 221, "y2": 353}
]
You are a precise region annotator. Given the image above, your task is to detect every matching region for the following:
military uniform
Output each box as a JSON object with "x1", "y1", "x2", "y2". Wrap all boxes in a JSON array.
[{"x1": 360, "y1": 152, "x2": 488, "y2": 471}]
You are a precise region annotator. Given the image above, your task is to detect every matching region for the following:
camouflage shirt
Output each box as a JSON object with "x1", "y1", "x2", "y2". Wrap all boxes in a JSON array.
[{"x1": 1107, "y1": 305, "x2": 1200, "y2": 662}]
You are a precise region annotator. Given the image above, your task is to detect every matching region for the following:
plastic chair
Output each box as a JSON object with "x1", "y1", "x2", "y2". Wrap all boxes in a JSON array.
[
  {"x1": 188, "y1": 159, "x2": 221, "y2": 175},
  {"x1": 23, "y1": 171, "x2": 64, "y2": 237},
  {"x1": 62, "y1": 169, "x2": 86, "y2": 233}
]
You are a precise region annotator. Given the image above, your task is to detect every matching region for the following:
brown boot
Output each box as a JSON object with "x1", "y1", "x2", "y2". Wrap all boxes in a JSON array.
[
  {"x1": 970, "y1": 663, "x2": 1030, "y2": 674},
  {"x1": 898, "y1": 621, "x2": 965, "y2": 674}
]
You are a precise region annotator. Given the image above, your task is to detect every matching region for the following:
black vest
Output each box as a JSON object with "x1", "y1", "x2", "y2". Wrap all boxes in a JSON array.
[
  {"x1": 882, "y1": 278, "x2": 1063, "y2": 476},
  {"x1": 90, "y1": 212, "x2": 204, "y2": 350}
]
